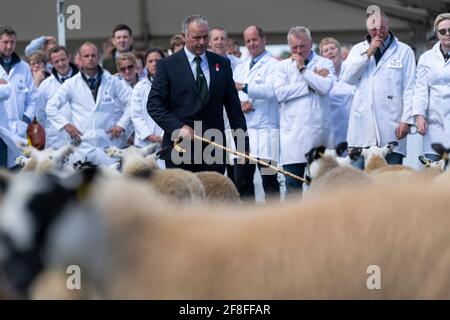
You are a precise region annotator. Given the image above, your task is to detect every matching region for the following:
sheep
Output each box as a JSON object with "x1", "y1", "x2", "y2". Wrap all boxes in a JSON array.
[
  {"x1": 195, "y1": 171, "x2": 240, "y2": 203},
  {"x1": 150, "y1": 168, "x2": 205, "y2": 204},
  {"x1": 91, "y1": 178, "x2": 450, "y2": 299},
  {"x1": 107, "y1": 144, "x2": 205, "y2": 204},
  {"x1": 348, "y1": 143, "x2": 416, "y2": 184},
  {"x1": 304, "y1": 146, "x2": 373, "y2": 199},
  {"x1": 16, "y1": 143, "x2": 76, "y2": 174},
  {"x1": 354, "y1": 142, "x2": 399, "y2": 173},
  {"x1": 3, "y1": 170, "x2": 450, "y2": 299}
]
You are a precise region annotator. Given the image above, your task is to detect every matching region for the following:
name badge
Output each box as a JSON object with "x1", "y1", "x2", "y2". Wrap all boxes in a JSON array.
[
  {"x1": 17, "y1": 85, "x2": 28, "y2": 93},
  {"x1": 388, "y1": 60, "x2": 402, "y2": 68},
  {"x1": 102, "y1": 96, "x2": 114, "y2": 103}
]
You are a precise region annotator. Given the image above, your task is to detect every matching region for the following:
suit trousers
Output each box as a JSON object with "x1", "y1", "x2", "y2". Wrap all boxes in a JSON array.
[{"x1": 234, "y1": 158, "x2": 280, "y2": 201}]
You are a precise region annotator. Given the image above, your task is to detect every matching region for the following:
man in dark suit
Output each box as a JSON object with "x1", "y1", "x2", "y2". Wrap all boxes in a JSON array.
[{"x1": 148, "y1": 14, "x2": 249, "y2": 174}]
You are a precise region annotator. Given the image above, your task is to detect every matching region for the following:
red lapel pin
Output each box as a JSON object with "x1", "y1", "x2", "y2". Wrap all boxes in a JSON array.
[{"x1": 216, "y1": 63, "x2": 220, "y2": 72}]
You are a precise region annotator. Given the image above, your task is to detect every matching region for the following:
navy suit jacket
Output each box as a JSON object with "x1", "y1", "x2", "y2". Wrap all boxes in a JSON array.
[{"x1": 147, "y1": 49, "x2": 249, "y2": 161}]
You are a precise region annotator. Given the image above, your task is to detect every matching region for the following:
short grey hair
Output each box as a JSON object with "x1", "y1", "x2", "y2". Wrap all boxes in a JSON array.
[
  {"x1": 182, "y1": 14, "x2": 209, "y2": 34},
  {"x1": 209, "y1": 26, "x2": 228, "y2": 39},
  {"x1": 287, "y1": 26, "x2": 312, "y2": 42}
]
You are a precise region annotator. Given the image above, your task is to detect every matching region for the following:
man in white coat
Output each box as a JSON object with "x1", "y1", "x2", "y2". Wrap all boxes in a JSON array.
[
  {"x1": 0, "y1": 25, "x2": 37, "y2": 141},
  {"x1": 233, "y1": 25, "x2": 280, "y2": 200},
  {"x1": 414, "y1": 13, "x2": 450, "y2": 160},
  {"x1": 208, "y1": 26, "x2": 243, "y2": 184},
  {"x1": 37, "y1": 45, "x2": 78, "y2": 149},
  {"x1": 342, "y1": 11, "x2": 416, "y2": 168},
  {"x1": 273, "y1": 26, "x2": 334, "y2": 197},
  {"x1": 47, "y1": 42, "x2": 132, "y2": 166},
  {"x1": 0, "y1": 68, "x2": 22, "y2": 168}
]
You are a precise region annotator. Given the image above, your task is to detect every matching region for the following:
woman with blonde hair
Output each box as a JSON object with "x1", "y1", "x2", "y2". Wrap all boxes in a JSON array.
[
  {"x1": 319, "y1": 37, "x2": 354, "y2": 146},
  {"x1": 413, "y1": 13, "x2": 450, "y2": 161}
]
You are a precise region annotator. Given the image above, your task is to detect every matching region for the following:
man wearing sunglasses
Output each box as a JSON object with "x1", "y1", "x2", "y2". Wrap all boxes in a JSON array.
[
  {"x1": 342, "y1": 10, "x2": 416, "y2": 169},
  {"x1": 413, "y1": 13, "x2": 450, "y2": 161}
]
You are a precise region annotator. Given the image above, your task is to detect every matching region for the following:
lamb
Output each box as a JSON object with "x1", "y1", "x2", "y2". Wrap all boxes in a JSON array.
[
  {"x1": 195, "y1": 171, "x2": 240, "y2": 203},
  {"x1": 3, "y1": 170, "x2": 450, "y2": 299}
]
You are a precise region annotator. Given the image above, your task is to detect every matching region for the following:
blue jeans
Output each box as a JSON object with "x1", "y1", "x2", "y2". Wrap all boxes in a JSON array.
[
  {"x1": 351, "y1": 152, "x2": 403, "y2": 170},
  {"x1": 282, "y1": 163, "x2": 306, "y2": 199}
]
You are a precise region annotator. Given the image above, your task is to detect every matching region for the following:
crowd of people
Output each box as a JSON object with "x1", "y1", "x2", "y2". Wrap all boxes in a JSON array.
[{"x1": 0, "y1": 10, "x2": 449, "y2": 202}]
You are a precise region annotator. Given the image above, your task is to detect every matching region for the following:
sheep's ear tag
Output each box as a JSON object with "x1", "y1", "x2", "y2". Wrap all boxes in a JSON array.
[
  {"x1": 318, "y1": 152, "x2": 325, "y2": 158},
  {"x1": 27, "y1": 135, "x2": 32, "y2": 146}
]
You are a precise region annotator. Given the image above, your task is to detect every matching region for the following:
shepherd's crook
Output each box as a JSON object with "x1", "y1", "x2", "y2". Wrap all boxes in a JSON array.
[{"x1": 174, "y1": 134, "x2": 309, "y2": 185}]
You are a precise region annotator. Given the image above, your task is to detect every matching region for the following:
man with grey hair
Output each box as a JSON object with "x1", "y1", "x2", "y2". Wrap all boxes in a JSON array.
[
  {"x1": 273, "y1": 26, "x2": 335, "y2": 197},
  {"x1": 148, "y1": 14, "x2": 249, "y2": 175},
  {"x1": 342, "y1": 10, "x2": 416, "y2": 169}
]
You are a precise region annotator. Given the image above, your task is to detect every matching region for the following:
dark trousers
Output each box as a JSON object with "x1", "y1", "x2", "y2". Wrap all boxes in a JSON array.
[
  {"x1": 0, "y1": 138, "x2": 7, "y2": 168},
  {"x1": 165, "y1": 159, "x2": 225, "y2": 174},
  {"x1": 234, "y1": 159, "x2": 280, "y2": 201},
  {"x1": 282, "y1": 163, "x2": 307, "y2": 199},
  {"x1": 352, "y1": 151, "x2": 404, "y2": 170}
]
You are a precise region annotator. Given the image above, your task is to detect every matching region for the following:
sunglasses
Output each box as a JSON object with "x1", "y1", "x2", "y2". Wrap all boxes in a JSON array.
[
  {"x1": 119, "y1": 64, "x2": 134, "y2": 72},
  {"x1": 437, "y1": 28, "x2": 450, "y2": 36}
]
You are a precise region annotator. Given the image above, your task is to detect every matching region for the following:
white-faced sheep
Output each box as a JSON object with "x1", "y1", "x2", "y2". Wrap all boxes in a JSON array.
[
  {"x1": 107, "y1": 144, "x2": 205, "y2": 204},
  {"x1": 16, "y1": 143, "x2": 76, "y2": 174},
  {"x1": 3, "y1": 170, "x2": 450, "y2": 299}
]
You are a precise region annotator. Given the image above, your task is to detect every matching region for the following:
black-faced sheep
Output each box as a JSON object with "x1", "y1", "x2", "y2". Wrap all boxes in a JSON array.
[{"x1": 304, "y1": 146, "x2": 373, "y2": 199}]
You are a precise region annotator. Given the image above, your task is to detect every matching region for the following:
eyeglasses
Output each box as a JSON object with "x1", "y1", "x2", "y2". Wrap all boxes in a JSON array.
[
  {"x1": 119, "y1": 64, "x2": 134, "y2": 72},
  {"x1": 437, "y1": 28, "x2": 450, "y2": 36}
]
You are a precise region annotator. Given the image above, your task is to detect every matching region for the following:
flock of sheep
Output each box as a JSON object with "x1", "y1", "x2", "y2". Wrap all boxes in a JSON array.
[{"x1": 1, "y1": 140, "x2": 450, "y2": 299}]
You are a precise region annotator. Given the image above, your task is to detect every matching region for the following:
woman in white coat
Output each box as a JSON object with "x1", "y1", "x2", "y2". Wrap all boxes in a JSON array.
[
  {"x1": 131, "y1": 48, "x2": 165, "y2": 167},
  {"x1": 319, "y1": 37, "x2": 354, "y2": 146},
  {"x1": 414, "y1": 13, "x2": 450, "y2": 160},
  {"x1": 0, "y1": 67, "x2": 22, "y2": 168}
]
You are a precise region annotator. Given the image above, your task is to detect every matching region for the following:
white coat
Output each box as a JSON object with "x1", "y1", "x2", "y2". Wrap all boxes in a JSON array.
[
  {"x1": 131, "y1": 78, "x2": 164, "y2": 146},
  {"x1": 233, "y1": 51, "x2": 280, "y2": 161},
  {"x1": 413, "y1": 42, "x2": 450, "y2": 155},
  {"x1": 342, "y1": 36, "x2": 416, "y2": 156},
  {"x1": 2, "y1": 57, "x2": 37, "y2": 138},
  {"x1": 37, "y1": 74, "x2": 71, "y2": 149},
  {"x1": 46, "y1": 70, "x2": 132, "y2": 165},
  {"x1": 0, "y1": 67, "x2": 23, "y2": 168},
  {"x1": 329, "y1": 63, "x2": 354, "y2": 145},
  {"x1": 131, "y1": 77, "x2": 165, "y2": 167},
  {"x1": 273, "y1": 51, "x2": 335, "y2": 165}
]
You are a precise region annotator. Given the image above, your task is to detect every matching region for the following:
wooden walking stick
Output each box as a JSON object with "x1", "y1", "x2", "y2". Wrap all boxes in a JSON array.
[{"x1": 174, "y1": 134, "x2": 309, "y2": 185}]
